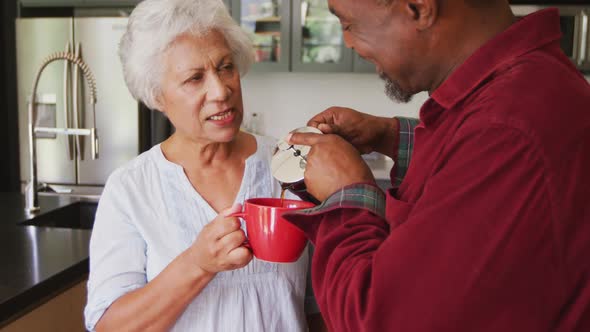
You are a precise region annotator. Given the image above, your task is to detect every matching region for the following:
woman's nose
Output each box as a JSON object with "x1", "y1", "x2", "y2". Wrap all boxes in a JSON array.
[{"x1": 206, "y1": 74, "x2": 231, "y2": 101}]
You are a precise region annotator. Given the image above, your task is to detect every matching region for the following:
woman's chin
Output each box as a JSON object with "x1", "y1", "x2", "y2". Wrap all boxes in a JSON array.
[{"x1": 207, "y1": 126, "x2": 241, "y2": 143}]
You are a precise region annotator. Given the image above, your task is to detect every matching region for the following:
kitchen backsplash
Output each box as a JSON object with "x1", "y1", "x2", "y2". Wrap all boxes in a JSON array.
[{"x1": 241, "y1": 72, "x2": 427, "y2": 139}]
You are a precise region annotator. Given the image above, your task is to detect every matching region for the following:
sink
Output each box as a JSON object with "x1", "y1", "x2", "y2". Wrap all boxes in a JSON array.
[{"x1": 20, "y1": 201, "x2": 98, "y2": 229}]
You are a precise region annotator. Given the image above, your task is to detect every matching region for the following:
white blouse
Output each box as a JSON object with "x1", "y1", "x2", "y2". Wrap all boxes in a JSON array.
[{"x1": 84, "y1": 135, "x2": 310, "y2": 332}]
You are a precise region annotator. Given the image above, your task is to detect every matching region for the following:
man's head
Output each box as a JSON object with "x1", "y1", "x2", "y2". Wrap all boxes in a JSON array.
[{"x1": 328, "y1": 0, "x2": 512, "y2": 103}]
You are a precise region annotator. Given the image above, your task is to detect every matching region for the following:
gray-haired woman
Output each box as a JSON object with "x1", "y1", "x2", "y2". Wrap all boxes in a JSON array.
[{"x1": 83, "y1": 0, "x2": 325, "y2": 331}]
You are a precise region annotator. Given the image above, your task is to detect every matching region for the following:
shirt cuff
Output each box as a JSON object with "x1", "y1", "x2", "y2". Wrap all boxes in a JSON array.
[
  {"x1": 283, "y1": 183, "x2": 386, "y2": 243},
  {"x1": 289, "y1": 182, "x2": 386, "y2": 218},
  {"x1": 394, "y1": 117, "x2": 420, "y2": 186}
]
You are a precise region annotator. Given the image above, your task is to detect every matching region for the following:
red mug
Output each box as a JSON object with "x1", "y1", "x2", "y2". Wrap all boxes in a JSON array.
[{"x1": 231, "y1": 198, "x2": 314, "y2": 263}]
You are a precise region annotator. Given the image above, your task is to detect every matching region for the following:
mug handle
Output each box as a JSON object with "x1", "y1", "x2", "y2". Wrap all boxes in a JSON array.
[{"x1": 227, "y1": 212, "x2": 250, "y2": 249}]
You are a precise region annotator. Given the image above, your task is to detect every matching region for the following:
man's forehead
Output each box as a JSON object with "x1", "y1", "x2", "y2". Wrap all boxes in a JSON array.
[
  {"x1": 327, "y1": 0, "x2": 352, "y2": 20},
  {"x1": 328, "y1": 0, "x2": 385, "y2": 20}
]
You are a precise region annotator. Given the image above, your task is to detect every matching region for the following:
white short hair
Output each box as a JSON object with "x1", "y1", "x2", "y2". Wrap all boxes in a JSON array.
[{"x1": 119, "y1": 0, "x2": 255, "y2": 110}]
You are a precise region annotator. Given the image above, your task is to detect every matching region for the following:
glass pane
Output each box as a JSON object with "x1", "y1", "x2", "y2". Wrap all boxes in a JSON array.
[
  {"x1": 300, "y1": 0, "x2": 343, "y2": 64},
  {"x1": 240, "y1": 0, "x2": 283, "y2": 63},
  {"x1": 559, "y1": 16, "x2": 576, "y2": 57}
]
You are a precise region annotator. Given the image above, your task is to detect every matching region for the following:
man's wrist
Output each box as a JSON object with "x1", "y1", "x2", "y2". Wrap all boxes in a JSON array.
[{"x1": 374, "y1": 117, "x2": 399, "y2": 159}]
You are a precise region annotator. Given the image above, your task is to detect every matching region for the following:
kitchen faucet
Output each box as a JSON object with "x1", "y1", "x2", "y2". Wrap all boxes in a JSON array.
[{"x1": 25, "y1": 50, "x2": 99, "y2": 214}]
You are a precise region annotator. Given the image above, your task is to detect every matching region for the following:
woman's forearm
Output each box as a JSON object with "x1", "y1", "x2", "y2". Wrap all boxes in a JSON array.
[{"x1": 95, "y1": 250, "x2": 214, "y2": 332}]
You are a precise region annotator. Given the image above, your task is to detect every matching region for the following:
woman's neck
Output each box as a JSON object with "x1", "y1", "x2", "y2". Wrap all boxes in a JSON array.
[{"x1": 161, "y1": 132, "x2": 244, "y2": 170}]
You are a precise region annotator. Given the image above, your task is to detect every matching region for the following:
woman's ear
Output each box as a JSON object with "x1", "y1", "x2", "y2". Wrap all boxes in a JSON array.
[
  {"x1": 153, "y1": 93, "x2": 165, "y2": 113},
  {"x1": 404, "y1": 0, "x2": 438, "y2": 31}
]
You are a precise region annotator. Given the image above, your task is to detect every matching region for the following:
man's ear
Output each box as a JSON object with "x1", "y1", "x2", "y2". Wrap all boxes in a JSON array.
[{"x1": 404, "y1": 0, "x2": 438, "y2": 31}]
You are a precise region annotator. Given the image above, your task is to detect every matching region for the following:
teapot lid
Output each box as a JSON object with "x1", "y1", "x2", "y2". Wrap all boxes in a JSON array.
[{"x1": 271, "y1": 126, "x2": 322, "y2": 184}]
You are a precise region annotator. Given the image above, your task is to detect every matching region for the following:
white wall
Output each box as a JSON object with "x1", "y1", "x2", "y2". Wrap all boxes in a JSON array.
[
  {"x1": 241, "y1": 72, "x2": 428, "y2": 139},
  {"x1": 242, "y1": 72, "x2": 590, "y2": 140}
]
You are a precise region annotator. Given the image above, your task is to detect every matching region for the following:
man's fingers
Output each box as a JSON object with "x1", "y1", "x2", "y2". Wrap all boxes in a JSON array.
[
  {"x1": 317, "y1": 123, "x2": 337, "y2": 134},
  {"x1": 307, "y1": 119, "x2": 322, "y2": 128},
  {"x1": 307, "y1": 112, "x2": 334, "y2": 127},
  {"x1": 288, "y1": 132, "x2": 324, "y2": 146}
]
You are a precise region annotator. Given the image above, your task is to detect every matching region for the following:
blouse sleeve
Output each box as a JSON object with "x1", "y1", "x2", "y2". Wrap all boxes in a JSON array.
[{"x1": 84, "y1": 170, "x2": 148, "y2": 331}]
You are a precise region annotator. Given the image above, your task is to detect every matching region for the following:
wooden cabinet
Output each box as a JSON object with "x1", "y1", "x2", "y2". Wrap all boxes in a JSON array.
[{"x1": 0, "y1": 279, "x2": 87, "y2": 332}]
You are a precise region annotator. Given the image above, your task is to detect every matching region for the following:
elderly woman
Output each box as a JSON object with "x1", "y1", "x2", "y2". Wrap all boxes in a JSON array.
[{"x1": 83, "y1": 0, "x2": 323, "y2": 331}]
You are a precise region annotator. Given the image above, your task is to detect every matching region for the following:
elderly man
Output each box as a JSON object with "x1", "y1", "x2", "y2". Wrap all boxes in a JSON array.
[{"x1": 286, "y1": 0, "x2": 590, "y2": 331}]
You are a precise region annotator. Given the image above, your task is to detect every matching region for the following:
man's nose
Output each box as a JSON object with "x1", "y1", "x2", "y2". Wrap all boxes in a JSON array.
[{"x1": 343, "y1": 33, "x2": 353, "y2": 49}]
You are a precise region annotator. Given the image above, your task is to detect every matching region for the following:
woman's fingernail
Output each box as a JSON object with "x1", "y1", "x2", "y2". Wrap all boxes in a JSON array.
[{"x1": 286, "y1": 133, "x2": 293, "y2": 143}]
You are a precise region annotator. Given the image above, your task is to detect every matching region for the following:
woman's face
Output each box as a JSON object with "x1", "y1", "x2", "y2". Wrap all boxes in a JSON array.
[{"x1": 158, "y1": 30, "x2": 244, "y2": 144}]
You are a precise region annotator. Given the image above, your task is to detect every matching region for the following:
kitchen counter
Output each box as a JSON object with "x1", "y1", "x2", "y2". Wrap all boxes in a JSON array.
[
  {"x1": 0, "y1": 193, "x2": 92, "y2": 326},
  {"x1": 0, "y1": 161, "x2": 392, "y2": 326}
]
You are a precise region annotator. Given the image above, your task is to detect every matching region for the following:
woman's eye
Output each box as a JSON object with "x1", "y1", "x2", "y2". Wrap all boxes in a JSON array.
[
  {"x1": 343, "y1": 24, "x2": 351, "y2": 32},
  {"x1": 220, "y1": 63, "x2": 235, "y2": 72}
]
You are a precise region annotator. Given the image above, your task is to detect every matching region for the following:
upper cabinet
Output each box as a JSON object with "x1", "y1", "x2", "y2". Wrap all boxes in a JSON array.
[
  {"x1": 231, "y1": 0, "x2": 290, "y2": 71},
  {"x1": 19, "y1": 0, "x2": 139, "y2": 6},
  {"x1": 84, "y1": 0, "x2": 139, "y2": 6},
  {"x1": 19, "y1": 0, "x2": 83, "y2": 6},
  {"x1": 230, "y1": 0, "x2": 375, "y2": 73},
  {"x1": 18, "y1": 0, "x2": 376, "y2": 73},
  {"x1": 291, "y1": 0, "x2": 351, "y2": 72}
]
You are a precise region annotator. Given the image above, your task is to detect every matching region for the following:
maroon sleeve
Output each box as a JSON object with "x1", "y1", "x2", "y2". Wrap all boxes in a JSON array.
[{"x1": 287, "y1": 125, "x2": 559, "y2": 332}]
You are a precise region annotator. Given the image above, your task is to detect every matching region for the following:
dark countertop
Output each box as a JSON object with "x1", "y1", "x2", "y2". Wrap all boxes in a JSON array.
[{"x1": 0, "y1": 192, "x2": 92, "y2": 325}]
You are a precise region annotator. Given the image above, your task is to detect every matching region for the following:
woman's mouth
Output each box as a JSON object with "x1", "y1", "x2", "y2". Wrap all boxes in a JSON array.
[
  {"x1": 207, "y1": 109, "x2": 234, "y2": 121},
  {"x1": 206, "y1": 109, "x2": 237, "y2": 126}
]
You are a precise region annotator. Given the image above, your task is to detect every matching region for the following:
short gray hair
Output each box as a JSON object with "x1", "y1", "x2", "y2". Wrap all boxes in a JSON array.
[{"x1": 119, "y1": 0, "x2": 254, "y2": 110}]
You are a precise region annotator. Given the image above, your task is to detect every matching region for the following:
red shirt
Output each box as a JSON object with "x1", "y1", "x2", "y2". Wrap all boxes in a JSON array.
[{"x1": 285, "y1": 9, "x2": 590, "y2": 332}]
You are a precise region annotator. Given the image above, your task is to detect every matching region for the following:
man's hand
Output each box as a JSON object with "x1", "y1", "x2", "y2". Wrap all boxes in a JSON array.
[
  {"x1": 288, "y1": 133, "x2": 375, "y2": 201},
  {"x1": 307, "y1": 107, "x2": 399, "y2": 158}
]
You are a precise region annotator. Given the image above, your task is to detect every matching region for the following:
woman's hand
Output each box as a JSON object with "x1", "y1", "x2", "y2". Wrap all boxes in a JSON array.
[
  {"x1": 95, "y1": 204, "x2": 250, "y2": 332},
  {"x1": 307, "y1": 107, "x2": 399, "y2": 158},
  {"x1": 188, "y1": 204, "x2": 253, "y2": 275}
]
